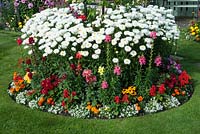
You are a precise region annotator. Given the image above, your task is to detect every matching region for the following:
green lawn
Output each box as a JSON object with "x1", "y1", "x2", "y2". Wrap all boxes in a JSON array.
[{"x1": 0, "y1": 30, "x2": 200, "y2": 134}]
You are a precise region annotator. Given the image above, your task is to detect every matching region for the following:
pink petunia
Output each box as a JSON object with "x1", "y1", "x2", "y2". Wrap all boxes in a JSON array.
[
  {"x1": 114, "y1": 66, "x2": 121, "y2": 76},
  {"x1": 150, "y1": 31, "x2": 157, "y2": 39},
  {"x1": 139, "y1": 55, "x2": 146, "y2": 65},
  {"x1": 82, "y1": 69, "x2": 92, "y2": 78},
  {"x1": 101, "y1": 80, "x2": 109, "y2": 89},
  {"x1": 154, "y1": 56, "x2": 162, "y2": 67},
  {"x1": 105, "y1": 35, "x2": 112, "y2": 43}
]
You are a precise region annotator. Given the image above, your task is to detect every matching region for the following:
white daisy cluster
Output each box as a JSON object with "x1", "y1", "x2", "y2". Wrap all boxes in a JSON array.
[
  {"x1": 28, "y1": 99, "x2": 39, "y2": 109},
  {"x1": 20, "y1": 3, "x2": 179, "y2": 65},
  {"x1": 47, "y1": 103, "x2": 63, "y2": 114},
  {"x1": 68, "y1": 104, "x2": 90, "y2": 118},
  {"x1": 98, "y1": 105, "x2": 115, "y2": 119},
  {"x1": 144, "y1": 97, "x2": 164, "y2": 113},
  {"x1": 118, "y1": 104, "x2": 139, "y2": 118},
  {"x1": 16, "y1": 91, "x2": 28, "y2": 105},
  {"x1": 162, "y1": 96, "x2": 181, "y2": 109}
]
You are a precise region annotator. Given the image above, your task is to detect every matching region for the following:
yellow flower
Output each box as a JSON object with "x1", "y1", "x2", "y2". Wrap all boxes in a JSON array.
[
  {"x1": 191, "y1": 32, "x2": 196, "y2": 36},
  {"x1": 98, "y1": 66, "x2": 104, "y2": 75},
  {"x1": 18, "y1": 22, "x2": 22, "y2": 25},
  {"x1": 24, "y1": 72, "x2": 31, "y2": 84}
]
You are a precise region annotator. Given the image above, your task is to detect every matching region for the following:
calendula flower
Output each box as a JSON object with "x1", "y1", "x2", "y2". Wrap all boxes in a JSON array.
[{"x1": 98, "y1": 66, "x2": 104, "y2": 75}]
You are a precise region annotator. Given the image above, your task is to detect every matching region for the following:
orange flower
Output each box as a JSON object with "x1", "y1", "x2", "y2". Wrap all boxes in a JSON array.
[
  {"x1": 47, "y1": 98, "x2": 53, "y2": 104},
  {"x1": 135, "y1": 103, "x2": 141, "y2": 111},
  {"x1": 137, "y1": 96, "x2": 143, "y2": 102},
  {"x1": 9, "y1": 88, "x2": 15, "y2": 93},
  {"x1": 86, "y1": 105, "x2": 92, "y2": 110},
  {"x1": 172, "y1": 93, "x2": 176, "y2": 96},
  {"x1": 38, "y1": 97, "x2": 45, "y2": 106},
  {"x1": 181, "y1": 91, "x2": 186, "y2": 96},
  {"x1": 91, "y1": 106, "x2": 99, "y2": 114}
]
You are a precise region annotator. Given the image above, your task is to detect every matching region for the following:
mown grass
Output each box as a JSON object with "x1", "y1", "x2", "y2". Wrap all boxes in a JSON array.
[{"x1": 0, "y1": 30, "x2": 200, "y2": 134}]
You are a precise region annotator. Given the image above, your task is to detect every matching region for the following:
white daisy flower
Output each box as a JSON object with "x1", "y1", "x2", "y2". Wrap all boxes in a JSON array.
[
  {"x1": 124, "y1": 59, "x2": 131, "y2": 65},
  {"x1": 139, "y1": 45, "x2": 146, "y2": 51},
  {"x1": 130, "y1": 50, "x2": 137, "y2": 57},
  {"x1": 92, "y1": 54, "x2": 99, "y2": 59},
  {"x1": 124, "y1": 46, "x2": 132, "y2": 52},
  {"x1": 60, "y1": 51, "x2": 66, "y2": 56},
  {"x1": 112, "y1": 58, "x2": 119, "y2": 63}
]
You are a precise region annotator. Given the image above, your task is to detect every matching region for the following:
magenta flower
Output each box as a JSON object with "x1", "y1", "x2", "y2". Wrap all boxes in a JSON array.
[
  {"x1": 154, "y1": 56, "x2": 162, "y2": 66},
  {"x1": 82, "y1": 69, "x2": 92, "y2": 77},
  {"x1": 139, "y1": 55, "x2": 146, "y2": 65},
  {"x1": 114, "y1": 66, "x2": 121, "y2": 76},
  {"x1": 28, "y1": 3, "x2": 33, "y2": 9},
  {"x1": 101, "y1": 81, "x2": 109, "y2": 89},
  {"x1": 105, "y1": 35, "x2": 112, "y2": 43},
  {"x1": 150, "y1": 31, "x2": 157, "y2": 39}
]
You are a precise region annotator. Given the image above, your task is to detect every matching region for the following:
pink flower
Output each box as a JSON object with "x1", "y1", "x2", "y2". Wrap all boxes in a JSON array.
[
  {"x1": 139, "y1": 55, "x2": 146, "y2": 65},
  {"x1": 114, "y1": 66, "x2": 121, "y2": 76},
  {"x1": 105, "y1": 35, "x2": 112, "y2": 43},
  {"x1": 154, "y1": 56, "x2": 162, "y2": 67},
  {"x1": 82, "y1": 69, "x2": 92, "y2": 77},
  {"x1": 150, "y1": 31, "x2": 157, "y2": 39},
  {"x1": 101, "y1": 81, "x2": 109, "y2": 89},
  {"x1": 75, "y1": 52, "x2": 82, "y2": 59}
]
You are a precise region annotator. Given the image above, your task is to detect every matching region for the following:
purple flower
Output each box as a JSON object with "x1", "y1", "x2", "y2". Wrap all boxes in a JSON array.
[
  {"x1": 28, "y1": 3, "x2": 33, "y2": 9},
  {"x1": 21, "y1": 0, "x2": 26, "y2": 4},
  {"x1": 14, "y1": 1, "x2": 20, "y2": 7}
]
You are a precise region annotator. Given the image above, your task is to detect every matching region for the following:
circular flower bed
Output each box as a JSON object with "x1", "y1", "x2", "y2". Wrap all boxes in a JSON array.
[{"x1": 9, "y1": 3, "x2": 193, "y2": 119}]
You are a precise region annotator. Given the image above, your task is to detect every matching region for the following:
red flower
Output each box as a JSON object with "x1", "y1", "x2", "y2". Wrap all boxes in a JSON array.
[
  {"x1": 42, "y1": 56, "x2": 46, "y2": 61},
  {"x1": 28, "y1": 37, "x2": 35, "y2": 44},
  {"x1": 158, "y1": 84, "x2": 166, "y2": 94},
  {"x1": 72, "y1": 91, "x2": 76, "y2": 97},
  {"x1": 28, "y1": 72, "x2": 33, "y2": 79},
  {"x1": 85, "y1": 75, "x2": 97, "y2": 84},
  {"x1": 150, "y1": 85, "x2": 157, "y2": 96},
  {"x1": 70, "y1": 64, "x2": 76, "y2": 70},
  {"x1": 63, "y1": 89, "x2": 69, "y2": 98},
  {"x1": 61, "y1": 101, "x2": 66, "y2": 107},
  {"x1": 77, "y1": 15, "x2": 87, "y2": 21},
  {"x1": 41, "y1": 88, "x2": 48, "y2": 95},
  {"x1": 76, "y1": 64, "x2": 82, "y2": 72},
  {"x1": 26, "y1": 68, "x2": 30, "y2": 72},
  {"x1": 75, "y1": 52, "x2": 82, "y2": 59},
  {"x1": 165, "y1": 74, "x2": 177, "y2": 89},
  {"x1": 122, "y1": 94, "x2": 129, "y2": 103},
  {"x1": 178, "y1": 70, "x2": 191, "y2": 87},
  {"x1": 114, "y1": 96, "x2": 120, "y2": 104},
  {"x1": 16, "y1": 37, "x2": 23, "y2": 45},
  {"x1": 26, "y1": 59, "x2": 31, "y2": 65}
]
